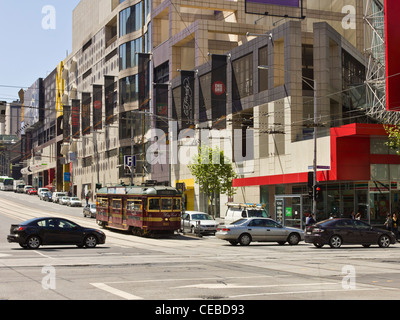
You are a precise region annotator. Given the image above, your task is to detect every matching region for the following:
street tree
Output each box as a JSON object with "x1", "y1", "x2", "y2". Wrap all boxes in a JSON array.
[
  {"x1": 384, "y1": 124, "x2": 400, "y2": 155},
  {"x1": 188, "y1": 146, "x2": 237, "y2": 218}
]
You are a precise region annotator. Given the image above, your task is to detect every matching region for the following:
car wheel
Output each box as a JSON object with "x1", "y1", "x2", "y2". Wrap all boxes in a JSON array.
[
  {"x1": 26, "y1": 236, "x2": 41, "y2": 249},
  {"x1": 329, "y1": 235, "x2": 342, "y2": 248},
  {"x1": 287, "y1": 233, "x2": 300, "y2": 245},
  {"x1": 378, "y1": 235, "x2": 391, "y2": 248},
  {"x1": 239, "y1": 233, "x2": 252, "y2": 246},
  {"x1": 84, "y1": 235, "x2": 98, "y2": 248}
]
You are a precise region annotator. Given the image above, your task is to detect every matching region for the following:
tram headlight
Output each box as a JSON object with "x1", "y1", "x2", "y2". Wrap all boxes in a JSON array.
[{"x1": 165, "y1": 218, "x2": 169, "y2": 222}]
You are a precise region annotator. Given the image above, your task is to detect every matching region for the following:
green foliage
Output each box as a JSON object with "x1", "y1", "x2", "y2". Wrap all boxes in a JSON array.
[
  {"x1": 188, "y1": 146, "x2": 238, "y2": 217},
  {"x1": 384, "y1": 124, "x2": 400, "y2": 155}
]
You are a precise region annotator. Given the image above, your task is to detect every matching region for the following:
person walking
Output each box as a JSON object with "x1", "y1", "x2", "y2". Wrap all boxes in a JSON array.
[
  {"x1": 392, "y1": 213, "x2": 399, "y2": 241},
  {"x1": 384, "y1": 213, "x2": 392, "y2": 231}
]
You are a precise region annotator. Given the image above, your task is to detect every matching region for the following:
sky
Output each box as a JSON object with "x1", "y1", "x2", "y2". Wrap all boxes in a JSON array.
[{"x1": 0, "y1": 0, "x2": 81, "y2": 102}]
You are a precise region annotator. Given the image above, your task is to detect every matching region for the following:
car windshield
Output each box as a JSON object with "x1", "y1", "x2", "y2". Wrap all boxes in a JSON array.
[
  {"x1": 71, "y1": 197, "x2": 79, "y2": 201},
  {"x1": 247, "y1": 209, "x2": 268, "y2": 218},
  {"x1": 191, "y1": 214, "x2": 212, "y2": 220},
  {"x1": 90, "y1": 204, "x2": 96, "y2": 209}
]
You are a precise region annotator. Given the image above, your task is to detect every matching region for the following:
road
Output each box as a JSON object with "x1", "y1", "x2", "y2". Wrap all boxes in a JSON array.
[{"x1": 1, "y1": 190, "x2": 400, "y2": 305}]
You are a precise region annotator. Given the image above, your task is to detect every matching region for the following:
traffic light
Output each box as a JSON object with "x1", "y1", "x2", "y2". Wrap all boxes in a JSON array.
[{"x1": 314, "y1": 184, "x2": 322, "y2": 201}]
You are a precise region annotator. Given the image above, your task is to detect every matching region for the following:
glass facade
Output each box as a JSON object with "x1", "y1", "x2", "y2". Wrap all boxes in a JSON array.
[
  {"x1": 119, "y1": 2, "x2": 143, "y2": 37},
  {"x1": 119, "y1": 74, "x2": 139, "y2": 105}
]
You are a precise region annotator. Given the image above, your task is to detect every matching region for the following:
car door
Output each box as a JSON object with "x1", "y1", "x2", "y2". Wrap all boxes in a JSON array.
[
  {"x1": 265, "y1": 219, "x2": 287, "y2": 241},
  {"x1": 246, "y1": 219, "x2": 268, "y2": 241},
  {"x1": 353, "y1": 220, "x2": 377, "y2": 244},
  {"x1": 54, "y1": 219, "x2": 84, "y2": 245},
  {"x1": 335, "y1": 220, "x2": 358, "y2": 244},
  {"x1": 38, "y1": 218, "x2": 61, "y2": 245}
]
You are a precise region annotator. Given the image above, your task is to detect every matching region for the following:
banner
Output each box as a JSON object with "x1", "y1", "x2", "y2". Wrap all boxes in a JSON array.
[
  {"x1": 138, "y1": 53, "x2": 151, "y2": 111},
  {"x1": 71, "y1": 99, "x2": 80, "y2": 139},
  {"x1": 63, "y1": 105, "x2": 71, "y2": 142},
  {"x1": 211, "y1": 54, "x2": 227, "y2": 129},
  {"x1": 155, "y1": 83, "x2": 169, "y2": 132},
  {"x1": 82, "y1": 93, "x2": 91, "y2": 136},
  {"x1": 181, "y1": 71, "x2": 195, "y2": 129},
  {"x1": 105, "y1": 76, "x2": 115, "y2": 125},
  {"x1": 93, "y1": 85, "x2": 103, "y2": 131}
]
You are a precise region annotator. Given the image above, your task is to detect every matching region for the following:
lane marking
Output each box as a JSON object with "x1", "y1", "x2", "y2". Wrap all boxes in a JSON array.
[{"x1": 91, "y1": 283, "x2": 144, "y2": 300}]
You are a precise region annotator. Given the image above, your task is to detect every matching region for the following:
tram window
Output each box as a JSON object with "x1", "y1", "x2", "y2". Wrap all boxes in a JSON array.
[
  {"x1": 112, "y1": 199, "x2": 122, "y2": 209},
  {"x1": 149, "y1": 198, "x2": 160, "y2": 210},
  {"x1": 97, "y1": 198, "x2": 108, "y2": 207},
  {"x1": 161, "y1": 198, "x2": 172, "y2": 210},
  {"x1": 173, "y1": 198, "x2": 181, "y2": 211},
  {"x1": 127, "y1": 200, "x2": 142, "y2": 211}
]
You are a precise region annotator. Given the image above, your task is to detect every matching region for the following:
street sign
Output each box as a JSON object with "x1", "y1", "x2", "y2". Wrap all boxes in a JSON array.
[
  {"x1": 308, "y1": 165, "x2": 331, "y2": 170},
  {"x1": 124, "y1": 155, "x2": 136, "y2": 169}
]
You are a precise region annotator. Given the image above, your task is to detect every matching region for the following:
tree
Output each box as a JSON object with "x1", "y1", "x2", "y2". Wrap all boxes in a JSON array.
[
  {"x1": 385, "y1": 124, "x2": 400, "y2": 155},
  {"x1": 188, "y1": 146, "x2": 237, "y2": 218}
]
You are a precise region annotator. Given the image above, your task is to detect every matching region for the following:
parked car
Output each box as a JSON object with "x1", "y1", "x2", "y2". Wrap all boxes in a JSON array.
[
  {"x1": 27, "y1": 188, "x2": 38, "y2": 195},
  {"x1": 7, "y1": 217, "x2": 106, "y2": 249},
  {"x1": 216, "y1": 217, "x2": 304, "y2": 246},
  {"x1": 38, "y1": 188, "x2": 50, "y2": 200},
  {"x1": 24, "y1": 185, "x2": 33, "y2": 194},
  {"x1": 42, "y1": 191, "x2": 53, "y2": 202},
  {"x1": 83, "y1": 203, "x2": 96, "y2": 218},
  {"x1": 305, "y1": 218, "x2": 396, "y2": 249},
  {"x1": 60, "y1": 196, "x2": 70, "y2": 205},
  {"x1": 181, "y1": 211, "x2": 219, "y2": 235},
  {"x1": 68, "y1": 197, "x2": 82, "y2": 207},
  {"x1": 52, "y1": 192, "x2": 68, "y2": 204}
]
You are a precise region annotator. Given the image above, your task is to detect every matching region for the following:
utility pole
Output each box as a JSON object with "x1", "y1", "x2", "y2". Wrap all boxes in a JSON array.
[{"x1": 313, "y1": 80, "x2": 318, "y2": 219}]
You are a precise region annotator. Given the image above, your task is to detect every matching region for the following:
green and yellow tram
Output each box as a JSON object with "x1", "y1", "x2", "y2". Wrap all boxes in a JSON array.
[{"x1": 96, "y1": 185, "x2": 182, "y2": 236}]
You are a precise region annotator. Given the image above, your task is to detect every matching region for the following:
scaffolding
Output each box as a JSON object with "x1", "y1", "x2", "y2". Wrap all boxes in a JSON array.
[{"x1": 364, "y1": 0, "x2": 400, "y2": 124}]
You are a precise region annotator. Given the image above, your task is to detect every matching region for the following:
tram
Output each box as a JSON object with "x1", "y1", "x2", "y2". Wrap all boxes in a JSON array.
[{"x1": 96, "y1": 185, "x2": 182, "y2": 236}]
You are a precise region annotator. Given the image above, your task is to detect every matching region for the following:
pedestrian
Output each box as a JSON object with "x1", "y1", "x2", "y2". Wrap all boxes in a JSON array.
[
  {"x1": 355, "y1": 211, "x2": 361, "y2": 220},
  {"x1": 306, "y1": 214, "x2": 316, "y2": 226},
  {"x1": 85, "y1": 194, "x2": 89, "y2": 206},
  {"x1": 392, "y1": 213, "x2": 399, "y2": 240},
  {"x1": 350, "y1": 211, "x2": 356, "y2": 220},
  {"x1": 384, "y1": 213, "x2": 392, "y2": 231}
]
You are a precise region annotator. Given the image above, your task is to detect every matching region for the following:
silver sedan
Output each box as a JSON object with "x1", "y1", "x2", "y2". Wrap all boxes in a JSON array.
[{"x1": 216, "y1": 218, "x2": 304, "y2": 246}]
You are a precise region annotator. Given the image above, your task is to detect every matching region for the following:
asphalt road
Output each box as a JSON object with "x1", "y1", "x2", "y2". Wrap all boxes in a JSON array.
[{"x1": 1, "y1": 190, "x2": 400, "y2": 306}]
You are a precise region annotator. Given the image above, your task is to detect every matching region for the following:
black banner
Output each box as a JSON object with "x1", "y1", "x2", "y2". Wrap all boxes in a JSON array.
[
  {"x1": 211, "y1": 54, "x2": 227, "y2": 129},
  {"x1": 71, "y1": 99, "x2": 80, "y2": 139},
  {"x1": 181, "y1": 70, "x2": 195, "y2": 129},
  {"x1": 105, "y1": 76, "x2": 115, "y2": 125},
  {"x1": 93, "y1": 85, "x2": 103, "y2": 131},
  {"x1": 155, "y1": 83, "x2": 169, "y2": 132},
  {"x1": 138, "y1": 53, "x2": 151, "y2": 111},
  {"x1": 82, "y1": 93, "x2": 91, "y2": 136},
  {"x1": 63, "y1": 105, "x2": 71, "y2": 143}
]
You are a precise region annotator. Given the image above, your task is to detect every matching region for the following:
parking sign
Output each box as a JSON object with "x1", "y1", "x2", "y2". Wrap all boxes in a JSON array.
[{"x1": 124, "y1": 155, "x2": 136, "y2": 169}]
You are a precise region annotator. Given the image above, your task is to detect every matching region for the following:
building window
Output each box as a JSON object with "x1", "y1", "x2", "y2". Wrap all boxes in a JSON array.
[
  {"x1": 119, "y1": 38, "x2": 143, "y2": 71},
  {"x1": 232, "y1": 53, "x2": 253, "y2": 101},
  {"x1": 119, "y1": 75, "x2": 139, "y2": 105},
  {"x1": 119, "y1": 3, "x2": 143, "y2": 37},
  {"x1": 258, "y1": 46, "x2": 268, "y2": 92}
]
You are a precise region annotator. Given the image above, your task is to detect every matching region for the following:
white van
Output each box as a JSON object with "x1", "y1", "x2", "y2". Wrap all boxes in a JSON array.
[
  {"x1": 52, "y1": 192, "x2": 68, "y2": 204},
  {"x1": 38, "y1": 188, "x2": 50, "y2": 199},
  {"x1": 224, "y1": 203, "x2": 268, "y2": 225}
]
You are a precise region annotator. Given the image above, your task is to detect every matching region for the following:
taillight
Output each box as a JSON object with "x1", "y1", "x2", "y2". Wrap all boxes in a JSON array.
[
  {"x1": 313, "y1": 228, "x2": 324, "y2": 233},
  {"x1": 17, "y1": 226, "x2": 25, "y2": 231},
  {"x1": 217, "y1": 228, "x2": 230, "y2": 232}
]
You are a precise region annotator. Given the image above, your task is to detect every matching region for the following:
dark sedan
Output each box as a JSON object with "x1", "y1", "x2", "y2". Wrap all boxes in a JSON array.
[
  {"x1": 305, "y1": 218, "x2": 396, "y2": 248},
  {"x1": 7, "y1": 217, "x2": 106, "y2": 249}
]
